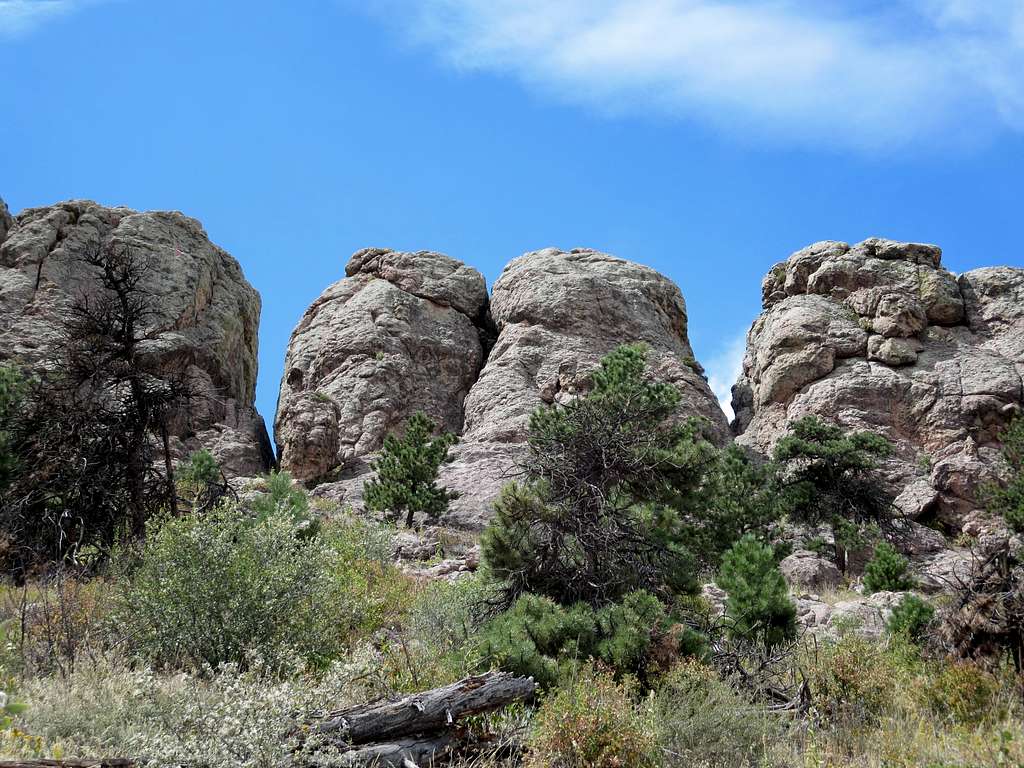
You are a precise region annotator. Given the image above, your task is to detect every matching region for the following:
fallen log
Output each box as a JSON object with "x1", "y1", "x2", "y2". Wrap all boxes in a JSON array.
[
  {"x1": 330, "y1": 733, "x2": 457, "y2": 768},
  {"x1": 0, "y1": 761, "x2": 135, "y2": 768},
  {"x1": 306, "y1": 671, "x2": 535, "y2": 747}
]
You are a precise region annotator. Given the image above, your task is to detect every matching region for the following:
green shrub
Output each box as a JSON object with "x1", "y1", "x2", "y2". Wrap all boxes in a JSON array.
[
  {"x1": 916, "y1": 660, "x2": 1003, "y2": 726},
  {"x1": 689, "y1": 444, "x2": 783, "y2": 567},
  {"x1": 653, "y1": 659, "x2": 773, "y2": 767},
  {"x1": 176, "y1": 449, "x2": 224, "y2": 512},
  {"x1": 863, "y1": 542, "x2": 914, "y2": 594},
  {"x1": 986, "y1": 415, "x2": 1024, "y2": 532},
  {"x1": 774, "y1": 416, "x2": 893, "y2": 571},
  {"x1": 479, "y1": 590, "x2": 704, "y2": 689},
  {"x1": 363, "y1": 411, "x2": 457, "y2": 529},
  {"x1": 251, "y1": 470, "x2": 318, "y2": 537},
  {"x1": 717, "y1": 534, "x2": 796, "y2": 648},
  {"x1": 118, "y1": 504, "x2": 352, "y2": 672},
  {"x1": 525, "y1": 664, "x2": 660, "y2": 768},
  {"x1": 887, "y1": 594, "x2": 934, "y2": 643},
  {"x1": 0, "y1": 363, "x2": 27, "y2": 494},
  {"x1": 806, "y1": 634, "x2": 902, "y2": 725}
]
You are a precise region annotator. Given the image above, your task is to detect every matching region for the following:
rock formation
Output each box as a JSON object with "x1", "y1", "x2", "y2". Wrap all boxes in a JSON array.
[
  {"x1": 277, "y1": 246, "x2": 728, "y2": 527},
  {"x1": 443, "y1": 247, "x2": 728, "y2": 526},
  {"x1": 733, "y1": 238, "x2": 1024, "y2": 534},
  {"x1": 275, "y1": 247, "x2": 491, "y2": 490},
  {"x1": 0, "y1": 197, "x2": 273, "y2": 476}
]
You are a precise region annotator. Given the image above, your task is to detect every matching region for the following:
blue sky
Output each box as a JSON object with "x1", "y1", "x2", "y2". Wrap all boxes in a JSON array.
[{"x1": 3, "y1": 0, "x2": 1023, "y2": 431}]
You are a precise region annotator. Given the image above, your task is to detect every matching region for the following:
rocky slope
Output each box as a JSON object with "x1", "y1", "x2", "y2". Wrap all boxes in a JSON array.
[
  {"x1": 0, "y1": 197, "x2": 273, "y2": 475},
  {"x1": 732, "y1": 238, "x2": 1024, "y2": 537},
  {"x1": 277, "y1": 246, "x2": 727, "y2": 527}
]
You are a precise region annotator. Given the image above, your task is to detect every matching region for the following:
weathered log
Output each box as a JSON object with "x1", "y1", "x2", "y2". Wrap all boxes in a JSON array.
[
  {"x1": 332, "y1": 733, "x2": 456, "y2": 767},
  {"x1": 0, "y1": 761, "x2": 135, "y2": 768},
  {"x1": 309, "y1": 671, "x2": 535, "y2": 746}
]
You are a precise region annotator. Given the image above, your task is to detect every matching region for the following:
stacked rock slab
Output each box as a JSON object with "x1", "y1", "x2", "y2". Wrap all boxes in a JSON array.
[
  {"x1": 442, "y1": 247, "x2": 730, "y2": 527},
  {"x1": 275, "y1": 248, "x2": 491, "y2": 501},
  {"x1": 0, "y1": 197, "x2": 273, "y2": 476},
  {"x1": 732, "y1": 238, "x2": 1024, "y2": 531}
]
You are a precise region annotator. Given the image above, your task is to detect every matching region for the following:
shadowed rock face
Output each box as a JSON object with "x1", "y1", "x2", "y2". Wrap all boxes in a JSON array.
[
  {"x1": 278, "y1": 246, "x2": 728, "y2": 528},
  {"x1": 0, "y1": 197, "x2": 273, "y2": 476},
  {"x1": 733, "y1": 238, "x2": 1024, "y2": 530}
]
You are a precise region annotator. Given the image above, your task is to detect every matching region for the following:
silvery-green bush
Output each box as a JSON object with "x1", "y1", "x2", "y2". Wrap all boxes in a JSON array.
[{"x1": 118, "y1": 503, "x2": 349, "y2": 673}]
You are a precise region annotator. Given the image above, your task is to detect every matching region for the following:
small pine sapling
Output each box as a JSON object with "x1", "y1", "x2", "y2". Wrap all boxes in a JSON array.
[
  {"x1": 364, "y1": 411, "x2": 457, "y2": 528},
  {"x1": 717, "y1": 534, "x2": 797, "y2": 648},
  {"x1": 862, "y1": 541, "x2": 914, "y2": 594}
]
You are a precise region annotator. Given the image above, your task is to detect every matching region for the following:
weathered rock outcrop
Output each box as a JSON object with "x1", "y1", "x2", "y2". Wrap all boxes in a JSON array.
[
  {"x1": 0, "y1": 198, "x2": 272, "y2": 475},
  {"x1": 733, "y1": 238, "x2": 1024, "y2": 531},
  {"x1": 275, "y1": 248, "x2": 491, "y2": 489},
  {"x1": 443, "y1": 247, "x2": 729, "y2": 526},
  {"x1": 279, "y1": 246, "x2": 728, "y2": 527}
]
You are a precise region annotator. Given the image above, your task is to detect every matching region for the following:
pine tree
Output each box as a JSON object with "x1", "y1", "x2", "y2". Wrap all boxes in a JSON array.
[
  {"x1": 717, "y1": 534, "x2": 797, "y2": 648},
  {"x1": 862, "y1": 541, "x2": 914, "y2": 594},
  {"x1": 986, "y1": 415, "x2": 1024, "y2": 533},
  {"x1": 774, "y1": 416, "x2": 893, "y2": 571},
  {"x1": 481, "y1": 344, "x2": 714, "y2": 608},
  {"x1": 364, "y1": 411, "x2": 457, "y2": 528}
]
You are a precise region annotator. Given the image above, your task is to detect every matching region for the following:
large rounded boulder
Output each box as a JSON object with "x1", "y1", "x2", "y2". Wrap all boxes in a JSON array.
[
  {"x1": 0, "y1": 197, "x2": 272, "y2": 475},
  {"x1": 274, "y1": 248, "x2": 491, "y2": 487}
]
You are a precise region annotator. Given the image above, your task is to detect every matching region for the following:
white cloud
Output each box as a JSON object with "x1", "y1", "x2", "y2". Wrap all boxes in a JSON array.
[
  {"x1": 367, "y1": 0, "x2": 1024, "y2": 149},
  {"x1": 705, "y1": 330, "x2": 746, "y2": 422},
  {"x1": 0, "y1": 0, "x2": 94, "y2": 38}
]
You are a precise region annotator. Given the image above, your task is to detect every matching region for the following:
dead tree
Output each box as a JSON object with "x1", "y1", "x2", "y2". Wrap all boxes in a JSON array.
[
  {"x1": 0, "y1": 242, "x2": 189, "y2": 572},
  {"x1": 936, "y1": 539, "x2": 1024, "y2": 675},
  {"x1": 296, "y1": 671, "x2": 536, "y2": 767}
]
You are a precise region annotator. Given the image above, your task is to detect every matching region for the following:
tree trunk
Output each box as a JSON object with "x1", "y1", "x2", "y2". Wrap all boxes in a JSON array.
[
  {"x1": 306, "y1": 671, "x2": 535, "y2": 746},
  {"x1": 307, "y1": 733, "x2": 456, "y2": 768}
]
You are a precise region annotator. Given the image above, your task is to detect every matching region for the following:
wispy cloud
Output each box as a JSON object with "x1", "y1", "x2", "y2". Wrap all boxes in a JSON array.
[
  {"x1": 0, "y1": 0, "x2": 94, "y2": 38},
  {"x1": 367, "y1": 0, "x2": 1024, "y2": 150},
  {"x1": 706, "y1": 331, "x2": 746, "y2": 422}
]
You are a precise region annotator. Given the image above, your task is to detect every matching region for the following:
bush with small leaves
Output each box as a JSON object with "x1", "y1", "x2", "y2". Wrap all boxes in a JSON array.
[
  {"x1": 525, "y1": 664, "x2": 660, "y2": 768},
  {"x1": 653, "y1": 658, "x2": 774, "y2": 767},
  {"x1": 916, "y1": 660, "x2": 1003, "y2": 726},
  {"x1": 717, "y1": 534, "x2": 797, "y2": 648},
  {"x1": 118, "y1": 504, "x2": 359, "y2": 672},
  {"x1": 986, "y1": 415, "x2": 1024, "y2": 533},
  {"x1": 887, "y1": 594, "x2": 934, "y2": 643},
  {"x1": 806, "y1": 634, "x2": 902, "y2": 725},
  {"x1": 863, "y1": 542, "x2": 914, "y2": 594},
  {"x1": 364, "y1": 411, "x2": 457, "y2": 529}
]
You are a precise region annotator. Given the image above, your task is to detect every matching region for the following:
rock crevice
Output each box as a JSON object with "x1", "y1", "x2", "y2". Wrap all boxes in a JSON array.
[{"x1": 278, "y1": 246, "x2": 728, "y2": 527}]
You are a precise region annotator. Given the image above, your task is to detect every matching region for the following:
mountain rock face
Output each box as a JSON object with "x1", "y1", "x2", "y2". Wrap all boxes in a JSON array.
[
  {"x1": 0, "y1": 198, "x2": 273, "y2": 476},
  {"x1": 275, "y1": 247, "x2": 491, "y2": 487},
  {"x1": 278, "y1": 246, "x2": 728, "y2": 527},
  {"x1": 733, "y1": 238, "x2": 1024, "y2": 532},
  {"x1": 443, "y1": 247, "x2": 729, "y2": 526}
]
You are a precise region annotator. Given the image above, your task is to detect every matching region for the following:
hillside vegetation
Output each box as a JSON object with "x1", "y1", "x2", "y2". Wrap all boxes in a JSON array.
[{"x1": 0, "y1": 341, "x2": 1022, "y2": 766}]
